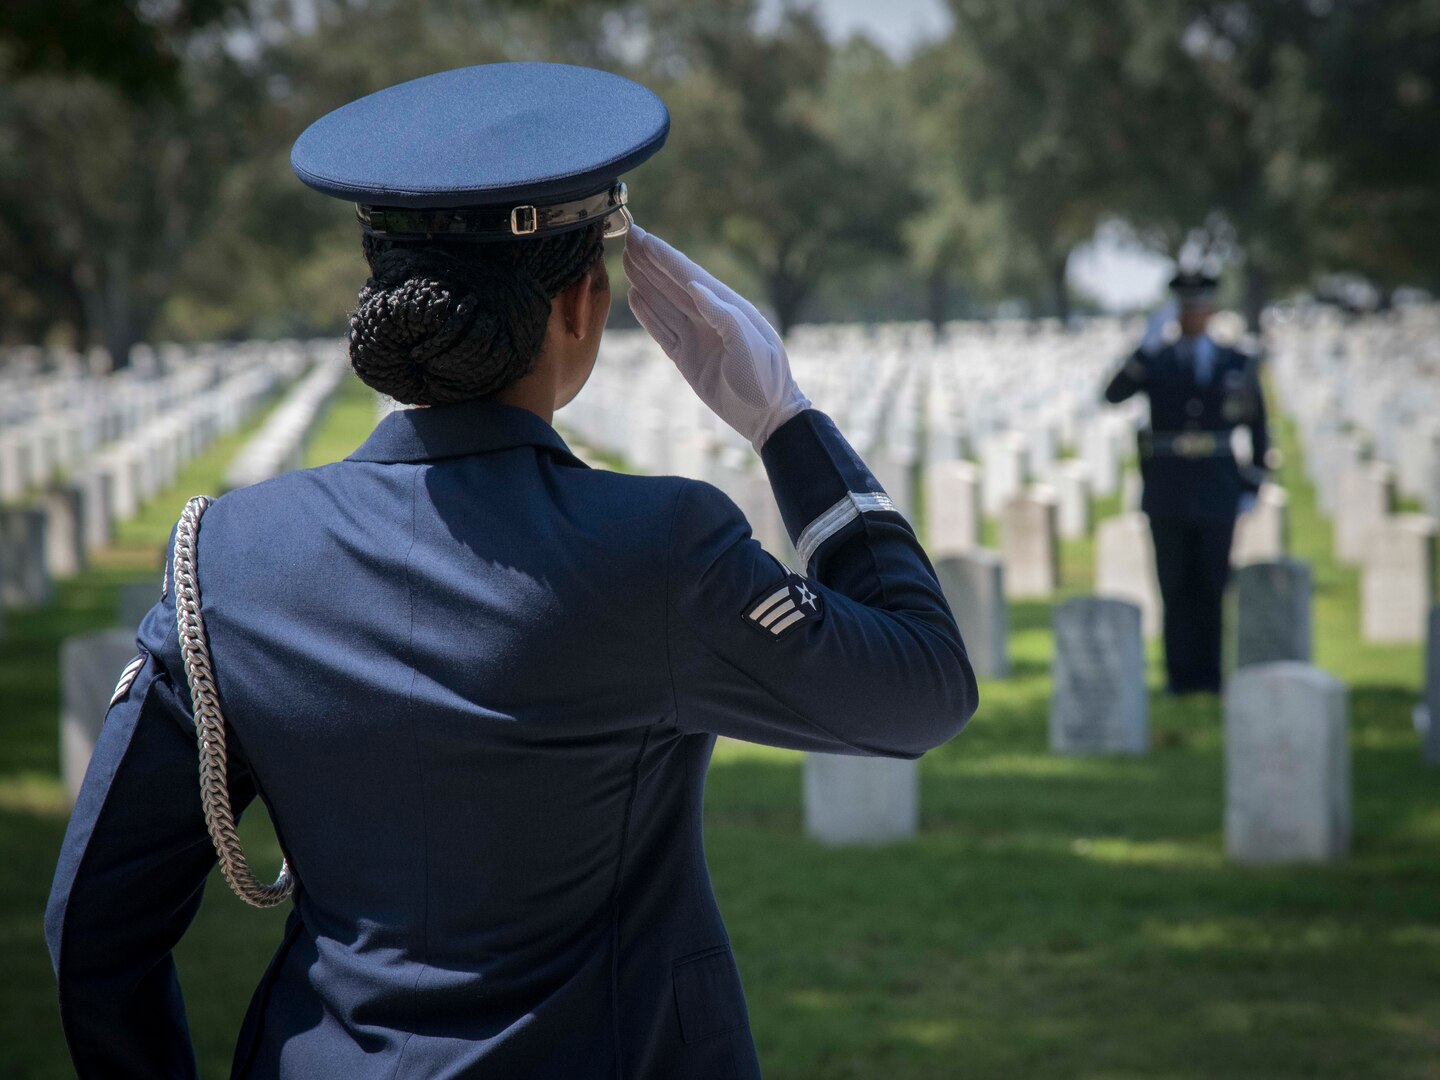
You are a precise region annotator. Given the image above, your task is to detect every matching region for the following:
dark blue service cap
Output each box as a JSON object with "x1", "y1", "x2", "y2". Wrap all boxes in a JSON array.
[
  {"x1": 290, "y1": 62, "x2": 669, "y2": 241},
  {"x1": 1169, "y1": 270, "x2": 1219, "y2": 303}
]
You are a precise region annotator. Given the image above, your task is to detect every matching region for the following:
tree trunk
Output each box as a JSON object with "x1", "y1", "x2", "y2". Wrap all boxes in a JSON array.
[
  {"x1": 926, "y1": 267, "x2": 948, "y2": 335},
  {"x1": 1050, "y1": 250, "x2": 1071, "y2": 324},
  {"x1": 1242, "y1": 260, "x2": 1268, "y2": 334},
  {"x1": 73, "y1": 247, "x2": 147, "y2": 370},
  {"x1": 768, "y1": 271, "x2": 809, "y2": 339}
]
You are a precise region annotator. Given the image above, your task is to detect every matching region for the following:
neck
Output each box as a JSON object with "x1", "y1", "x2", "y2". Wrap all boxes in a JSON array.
[{"x1": 490, "y1": 366, "x2": 558, "y2": 426}]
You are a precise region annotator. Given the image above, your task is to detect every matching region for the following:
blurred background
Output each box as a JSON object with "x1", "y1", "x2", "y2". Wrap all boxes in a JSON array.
[{"x1": 2, "y1": 1, "x2": 1439, "y2": 1077}]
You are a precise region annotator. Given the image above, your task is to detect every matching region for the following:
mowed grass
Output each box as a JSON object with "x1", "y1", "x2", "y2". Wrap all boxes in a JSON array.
[{"x1": 3, "y1": 375, "x2": 1438, "y2": 1078}]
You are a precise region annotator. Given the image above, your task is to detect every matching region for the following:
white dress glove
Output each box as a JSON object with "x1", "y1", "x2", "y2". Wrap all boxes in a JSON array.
[
  {"x1": 1140, "y1": 300, "x2": 1179, "y2": 357},
  {"x1": 623, "y1": 224, "x2": 811, "y2": 451}
]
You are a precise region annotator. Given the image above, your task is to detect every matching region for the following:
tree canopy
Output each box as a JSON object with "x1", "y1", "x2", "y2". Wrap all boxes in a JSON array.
[{"x1": 1, "y1": 0, "x2": 1435, "y2": 360}]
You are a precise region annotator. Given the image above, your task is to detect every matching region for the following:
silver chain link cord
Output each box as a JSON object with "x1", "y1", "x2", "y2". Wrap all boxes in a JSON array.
[{"x1": 173, "y1": 495, "x2": 294, "y2": 908}]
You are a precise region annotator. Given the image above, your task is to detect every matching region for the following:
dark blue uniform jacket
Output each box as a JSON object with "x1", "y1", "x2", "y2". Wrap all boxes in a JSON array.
[
  {"x1": 46, "y1": 400, "x2": 977, "y2": 1079},
  {"x1": 1104, "y1": 339, "x2": 1270, "y2": 521}
]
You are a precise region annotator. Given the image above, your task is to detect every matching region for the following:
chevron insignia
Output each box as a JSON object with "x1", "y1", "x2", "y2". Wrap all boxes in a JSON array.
[
  {"x1": 110, "y1": 654, "x2": 146, "y2": 708},
  {"x1": 744, "y1": 575, "x2": 824, "y2": 639}
]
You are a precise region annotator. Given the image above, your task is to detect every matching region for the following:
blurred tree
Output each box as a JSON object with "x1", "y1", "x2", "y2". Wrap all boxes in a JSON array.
[
  {"x1": 0, "y1": 0, "x2": 244, "y2": 100},
  {"x1": 1115, "y1": 0, "x2": 1439, "y2": 325},
  {"x1": 0, "y1": 53, "x2": 259, "y2": 363},
  {"x1": 1297, "y1": 0, "x2": 1440, "y2": 299},
  {"x1": 917, "y1": 0, "x2": 1157, "y2": 322},
  {"x1": 631, "y1": 2, "x2": 913, "y2": 334}
]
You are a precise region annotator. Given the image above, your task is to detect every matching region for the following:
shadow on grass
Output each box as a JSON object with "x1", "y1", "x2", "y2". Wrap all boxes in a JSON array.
[{"x1": 702, "y1": 741, "x2": 1440, "y2": 1079}]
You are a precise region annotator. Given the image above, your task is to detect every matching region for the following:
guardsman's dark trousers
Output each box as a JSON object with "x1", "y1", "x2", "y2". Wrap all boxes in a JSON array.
[{"x1": 1148, "y1": 515, "x2": 1236, "y2": 694}]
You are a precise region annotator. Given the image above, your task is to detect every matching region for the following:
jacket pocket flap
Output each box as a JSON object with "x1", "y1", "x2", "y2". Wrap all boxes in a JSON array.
[{"x1": 672, "y1": 945, "x2": 747, "y2": 1044}]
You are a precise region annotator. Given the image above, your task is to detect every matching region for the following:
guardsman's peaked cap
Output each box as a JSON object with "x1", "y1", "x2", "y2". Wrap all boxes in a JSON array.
[
  {"x1": 1168, "y1": 270, "x2": 1220, "y2": 305},
  {"x1": 290, "y1": 62, "x2": 669, "y2": 241}
]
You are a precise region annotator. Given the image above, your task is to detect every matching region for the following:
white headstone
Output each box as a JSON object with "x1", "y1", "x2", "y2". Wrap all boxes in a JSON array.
[
  {"x1": 1333, "y1": 462, "x2": 1395, "y2": 563},
  {"x1": 981, "y1": 433, "x2": 1027, "y2": 516},
  {"x1": 1049, "y1": 597, "x2": 1148, "y2": 754},
  {"x1": 1232, "y1": 484, "x2": 1289, "y2": 567},
  {"x1": 0, "y1": 507, "x2": 50, "y2": 608},
  {"x1": 1095, "y1": 512, "x2": 1161, "y2": 638},
  {"x1": 925, "y1": 460, "x2": 982, "y2": 556},
  {"x1": 41, "y1": 486, "x2": 86, "y2": 579},
  {"x1": 1121, "y1": 467, "x2": 1142, "y2": 513},
  {"x1": 1232, "y1": 559, "x2": 1312, "y2": 668},
  {"x1": 1055, "y1": 461, "x2": 1091, "y2": 539},
  {"x1": 803, "y1": 754, "x2": 918, "y2": 845},
  {"x1": 61, "y1": 629, "x2": 141, "y2": 805},
  {"x1": 1361, "y1": 514, "x2": 1437, "y2": 643},
  {"x1": 934, "y1": 550, "x2": 1009, "y2": 679},
  {"x1": 1224, "y1": 663, "x2": 1349, "y2": 863},
  {"x1": 999, "y1": 488, "x2": 1059, "y2": 600},
  {"x1": 1082, "y1": 419, "x2": 1120, "y2": 497},
  {"x1": 118, "y1": 579, "x2": 161, "y2": 630}
]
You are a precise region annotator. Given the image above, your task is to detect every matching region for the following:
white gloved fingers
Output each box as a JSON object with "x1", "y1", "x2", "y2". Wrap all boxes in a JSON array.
[
  {"x1": 686, "y1": 282, "x2": 773, "y2": 410},
  {"x1": 628, "y1": 289, "x2": 680, "y2": 356},
  {"x1": 623, "y1": 250, "x2": 688, "y2": 328},
  {"x1": 623, "y1": 246, "x2": 706, "y2": 346},
  {"x1": 630, "y1": 224, "x2": 780, "y2": 346},
  {"x1": 685, "y1": 281, "x2": 749, "y2": 352},
  {"x1": 623, "y1": 227, "x2": 699, "y2": 312}
]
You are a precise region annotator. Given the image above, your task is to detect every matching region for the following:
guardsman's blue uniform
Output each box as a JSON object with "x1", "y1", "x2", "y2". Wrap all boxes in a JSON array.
[
  {"x1": 1104, "y1": 276, "x2": 1270, "y2": 693},
  {"x1": 46, "y1": 404, "x2": 977, "y2": 1076}
]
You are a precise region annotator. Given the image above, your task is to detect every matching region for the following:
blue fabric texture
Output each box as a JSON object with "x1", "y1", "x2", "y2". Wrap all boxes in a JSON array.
[
  {"x1": 291, "y1": 62, "x2": 670, "y2": 208},
  {"x1": 46, "y1": 399, "x2": 976, "y2": 1078}
]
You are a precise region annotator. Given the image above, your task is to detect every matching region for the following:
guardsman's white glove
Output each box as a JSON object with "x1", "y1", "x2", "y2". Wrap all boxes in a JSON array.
[
  {"x1": 1140, "y1": 300, "x2": 1179, "y2": 357},
  {"x1": 623, "y1": 224, "x2": 811, "y2": 451}
]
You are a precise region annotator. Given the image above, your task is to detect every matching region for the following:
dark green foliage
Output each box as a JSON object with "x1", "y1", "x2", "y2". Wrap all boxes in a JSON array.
[{"x1": 1, "y1": 1, "x2": 1438, "y2": 352}]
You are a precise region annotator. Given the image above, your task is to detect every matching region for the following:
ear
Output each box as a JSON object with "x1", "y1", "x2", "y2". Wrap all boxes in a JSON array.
[{"x1": 555, "y1": 271, "x2": 596, "y2": 340}]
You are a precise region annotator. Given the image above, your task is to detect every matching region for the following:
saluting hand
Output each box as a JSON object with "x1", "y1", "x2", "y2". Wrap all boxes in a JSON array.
[
  {"x1": 1140, "y1": 300, "x2": 1179, "y2": 357},
  {"x1": 623, "y1": 224, "x2": 811, "y2": 451}
]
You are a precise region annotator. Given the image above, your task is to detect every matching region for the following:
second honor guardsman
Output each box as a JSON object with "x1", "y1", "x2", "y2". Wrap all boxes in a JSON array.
[{"x1": 1103, "y1": 272, "x2": 1272, "y2": 695}]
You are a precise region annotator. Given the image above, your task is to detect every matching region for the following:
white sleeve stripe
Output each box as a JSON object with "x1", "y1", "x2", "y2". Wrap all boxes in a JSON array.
[
  {"x1": 795, "y1": 490, "x2": 898, "y2": 572},
  {"x1": 769, "y1": 609, "x2": 806, "y2": 635},
  {"x1": 759, "y1": 599, "x2": 796, "y2": 627},
  {"x1": 748, "y1": 586, "x2": 791, "y2": 621}
]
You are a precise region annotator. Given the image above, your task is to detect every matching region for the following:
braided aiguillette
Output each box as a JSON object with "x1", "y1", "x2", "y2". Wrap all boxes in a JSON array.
[{"x1": 174, "y1": 496, "x2": 294, "y2": 908}]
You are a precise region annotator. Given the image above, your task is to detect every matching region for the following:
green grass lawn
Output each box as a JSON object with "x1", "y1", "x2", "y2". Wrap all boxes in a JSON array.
[{"x1": 3, "y1": 379, "x2": 1437, "y2": 1078}]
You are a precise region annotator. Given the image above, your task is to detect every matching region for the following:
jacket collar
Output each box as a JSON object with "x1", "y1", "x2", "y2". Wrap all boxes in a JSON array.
[{"x1": 347, "y1": 397, "x2": 587, "y2": 467}]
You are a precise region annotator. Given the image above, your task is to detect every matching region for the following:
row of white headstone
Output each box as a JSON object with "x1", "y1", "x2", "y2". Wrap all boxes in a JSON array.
[
  {"x1": 0, "y1": 344, "x2": 328, "y2": 632},
  {"x1": 1270, "y1": 306, "x2": 1439, "y2": 644},
  {"x1": 225, "y1": 350, "x2": 350, "y2": 490},
  {"x1": 55, "y1": 343, "x2": 352, "y2": 805},
  {"x1": 555, "y1": 309, "x2": 1440, "y2": 861}
]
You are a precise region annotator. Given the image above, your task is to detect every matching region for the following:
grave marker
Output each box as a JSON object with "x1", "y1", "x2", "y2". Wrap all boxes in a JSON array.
[
  {"x1": 1225, "y1": 663, "x2": 1349, "y2": 863},
  {"x1": 1049, "y1": 597, "x2": 1148, "y2": 754}
]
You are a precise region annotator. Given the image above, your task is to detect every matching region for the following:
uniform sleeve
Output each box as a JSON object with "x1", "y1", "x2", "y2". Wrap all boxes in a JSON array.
[
  {"x1": 1103, "y1": 348, "x2": 1150, "y2": 404},
  {"x1": 665, "y1": 409, "x2": 977, "y2": 758},
  {"x1": 44, "y1": 541, "x2": 258, "y2": 1079},
  {"x1": 1245, "y1": 358, "x2": 1272, "y2": 489},
  {"x1": 1238, "y1": 352, "x2": 1272, "y2": 492}
]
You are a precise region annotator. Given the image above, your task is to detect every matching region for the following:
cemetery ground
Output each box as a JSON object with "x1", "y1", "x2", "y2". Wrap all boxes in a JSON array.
[{"x1": 3, "y1": 377, "x2": 1438, "y2": 1079}]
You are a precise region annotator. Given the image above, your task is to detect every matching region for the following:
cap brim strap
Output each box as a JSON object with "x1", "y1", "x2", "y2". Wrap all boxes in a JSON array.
[{"x1": 358, "y1": 181, "x2": 629, "y2": 241}]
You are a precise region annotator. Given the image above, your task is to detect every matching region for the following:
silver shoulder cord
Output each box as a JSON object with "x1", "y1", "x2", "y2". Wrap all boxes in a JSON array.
[{"x1": 173, "y1": 495, "x2": 294, "y2": 908}]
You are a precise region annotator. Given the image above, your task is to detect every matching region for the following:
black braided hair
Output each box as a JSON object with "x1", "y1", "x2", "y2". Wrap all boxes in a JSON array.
[{"x1": 348, "y1": 222, "x2": 606, "y2": 405}]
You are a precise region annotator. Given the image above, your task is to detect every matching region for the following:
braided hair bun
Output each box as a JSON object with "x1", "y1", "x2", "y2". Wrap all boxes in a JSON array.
[{"x1": 349, "y1": 223, "x2": 605, "y2": 405}]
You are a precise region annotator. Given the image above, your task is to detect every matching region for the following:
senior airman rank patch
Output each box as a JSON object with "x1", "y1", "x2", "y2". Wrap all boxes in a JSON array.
[{"x1": 744, "y1": 574, "x2": 824, "y2": 639}]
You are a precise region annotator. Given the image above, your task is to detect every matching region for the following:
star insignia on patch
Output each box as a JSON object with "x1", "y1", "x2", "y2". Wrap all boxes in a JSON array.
[{"x1": 743, "y1": 574, "x2": 824, "y2": 639}]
